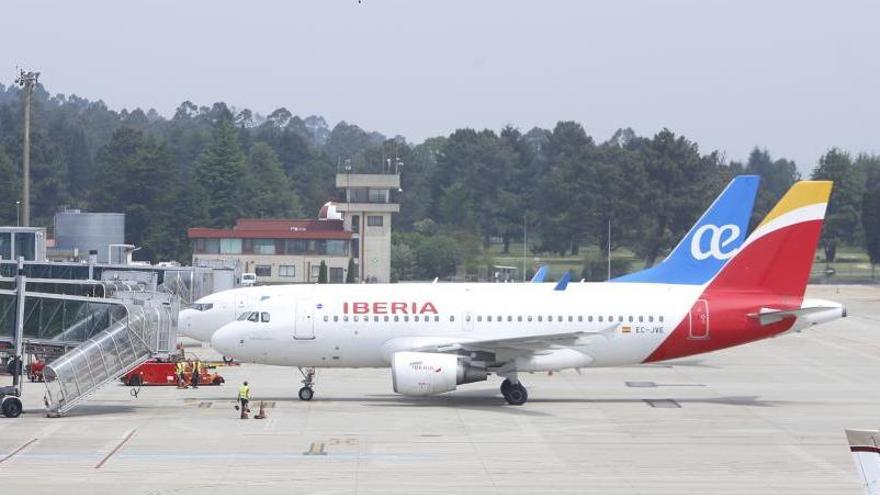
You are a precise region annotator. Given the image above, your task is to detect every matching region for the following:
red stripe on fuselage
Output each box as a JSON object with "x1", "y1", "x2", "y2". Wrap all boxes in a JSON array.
[{"x1": 643, "y1": 221, "x2": 822, "y2": 363}]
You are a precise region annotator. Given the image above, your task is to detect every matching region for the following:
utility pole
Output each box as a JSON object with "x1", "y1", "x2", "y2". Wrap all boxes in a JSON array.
[
  {"x1": 607, "y1": 217, "x2": 612, "y2": 281},
  {"x1": 522, "y1": 215, "x2": 527, "y2": 282},
  {"x1": 16, "y1": 69, "x2": 40, "y2": 227}
]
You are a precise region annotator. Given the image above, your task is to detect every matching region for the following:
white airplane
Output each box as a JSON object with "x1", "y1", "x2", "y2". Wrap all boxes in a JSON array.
[
  {"x1": 179, "y1": 175, "x2": 761, "y2": 344},
  {"x1": 209, "y1": 180, "x2": 845, "y2": 405},
  {"x1": 847, "y1": 429, "x2": 880, "y2": 495}
]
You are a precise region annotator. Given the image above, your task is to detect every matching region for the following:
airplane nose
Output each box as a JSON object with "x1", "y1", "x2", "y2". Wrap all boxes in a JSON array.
[
  {"x1": 178, "y1": 309, "x2": 195, "y2": 337},
  {"x1": 211, "y1": 325, "x2": 239, "y2": 358}
]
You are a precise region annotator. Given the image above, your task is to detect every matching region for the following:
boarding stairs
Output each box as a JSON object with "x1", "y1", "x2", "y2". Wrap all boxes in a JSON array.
[{"x1": 42, "y1": 291, "x2": 177, "y2": 416}]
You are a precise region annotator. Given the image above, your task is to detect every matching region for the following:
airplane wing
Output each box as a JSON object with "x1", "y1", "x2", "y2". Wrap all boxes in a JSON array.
[
  {"x1": 845, "y1": 429, "x2": 880, "y2": 495},
  {"x1": 402, "y1": 324, "x2": 619, "y2": 354}
]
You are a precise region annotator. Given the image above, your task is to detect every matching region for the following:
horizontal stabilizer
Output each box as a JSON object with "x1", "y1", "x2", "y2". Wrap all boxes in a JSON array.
[{"x1": 748, "y1": 306, "x2": 834, "y2": 326}]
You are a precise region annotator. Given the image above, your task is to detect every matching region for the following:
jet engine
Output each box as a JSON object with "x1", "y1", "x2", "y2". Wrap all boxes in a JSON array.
[{"x1": 391, "y1": 352, "x2": 487, "y2": 396}]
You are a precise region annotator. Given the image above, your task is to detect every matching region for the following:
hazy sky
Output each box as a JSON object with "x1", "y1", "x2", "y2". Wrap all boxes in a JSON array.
[{"x1": 1, "y1": 1, "x2": 877, "y2": 174}]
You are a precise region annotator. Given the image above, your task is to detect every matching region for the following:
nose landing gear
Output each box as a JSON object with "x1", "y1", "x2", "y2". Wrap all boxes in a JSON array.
[
  {"x1": 500, "y1": 377, "x2": 528, "y2": 406},
  {"x1": 298, "y1": 367, "x2": 315, "y2": 401}
]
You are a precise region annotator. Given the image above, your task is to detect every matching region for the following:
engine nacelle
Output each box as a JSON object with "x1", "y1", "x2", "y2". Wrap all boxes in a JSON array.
[{"x1": 392, "y1": 352, "x2": 487, "y2": 396}]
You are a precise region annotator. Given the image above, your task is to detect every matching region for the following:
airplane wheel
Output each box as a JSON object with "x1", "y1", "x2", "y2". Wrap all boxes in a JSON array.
[
  {"x1": 222, "y1": 355, "x2": 234, "y2": 364},
  {"x1": 503, "y1": 383, "x2": 528, "y2": 406},
  {"x1": 500, "y1": 379, "x2": 513, "y2": 395},
  {"x1": 128, "y1": 375, "x2": 143, "y2": 387},
  {"x1": 2, "y1": 397, "x2": 22, "y2": 418},
  {"x1": 298, "y1": 387, "x2": 314, "y2": 401}
]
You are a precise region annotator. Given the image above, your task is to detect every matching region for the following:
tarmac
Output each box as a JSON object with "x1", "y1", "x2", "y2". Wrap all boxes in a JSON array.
[{"x1": 0, "y1": 284, "x2": 878, "y2": 494}]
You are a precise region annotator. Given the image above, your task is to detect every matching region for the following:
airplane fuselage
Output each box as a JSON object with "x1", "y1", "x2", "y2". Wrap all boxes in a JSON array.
[{"x1": 210, "y1": 282, "x2": 842, "y2": 370}]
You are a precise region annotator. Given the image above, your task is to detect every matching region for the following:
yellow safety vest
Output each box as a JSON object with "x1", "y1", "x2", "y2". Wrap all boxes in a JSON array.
[
  {"x1": 175, "y1": 362, "x2": 184, "y2": 374},
  {"x1": 238, "y1": 385, "x2": 250, "y2": 399}
]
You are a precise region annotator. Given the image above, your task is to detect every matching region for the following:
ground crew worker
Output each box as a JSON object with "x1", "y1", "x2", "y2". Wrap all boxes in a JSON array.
[
  {"x1": 175, "y1": 360, "x2": 186, "y2": 388},
  {"x1": 238, "y1": 381, "x2": 250, "y2": 419},
  {"x1": 191, "y1": 360, "x2": 201, "y2": 389}
]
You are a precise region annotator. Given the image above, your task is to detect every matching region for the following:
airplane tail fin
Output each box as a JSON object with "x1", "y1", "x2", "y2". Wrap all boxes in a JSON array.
[
  {"x1": 846, "y1": 429, "x2": 880, "y2": 495},
  {"x1": 708, "y1": 181, "x2": 832, "y2": 298},
  {"x1": 614, "y1": 175, "x2": 759, "y2": 284}
]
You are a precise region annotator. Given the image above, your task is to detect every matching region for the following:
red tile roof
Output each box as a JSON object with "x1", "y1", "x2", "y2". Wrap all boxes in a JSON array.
[{"x1": 188, "y1": 227, "x2": 351, "y2": 240}]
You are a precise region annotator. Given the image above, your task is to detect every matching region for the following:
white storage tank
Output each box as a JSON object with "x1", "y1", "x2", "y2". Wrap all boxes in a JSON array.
[{"x1": 54, "y1": 210, "x2": 125, "y2": 263}]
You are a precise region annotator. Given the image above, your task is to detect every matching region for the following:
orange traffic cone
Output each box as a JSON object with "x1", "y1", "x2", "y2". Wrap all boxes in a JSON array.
[{"x1": 254, "y1": 401, "x2": 267, "y2": 420}]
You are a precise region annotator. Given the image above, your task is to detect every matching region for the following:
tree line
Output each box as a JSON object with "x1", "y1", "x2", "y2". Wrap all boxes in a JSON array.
[{"x1": 0, "y1": 82, "x2": 877, "y2": 279}]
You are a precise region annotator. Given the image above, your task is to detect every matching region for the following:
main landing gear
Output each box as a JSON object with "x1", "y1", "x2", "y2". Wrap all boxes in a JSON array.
[
  {"x1": 298, "y1": 367, "x2": 315, "y2": 401},
  {"x1": 500, "y1": 377, "x2": 528, "y2": 406}
]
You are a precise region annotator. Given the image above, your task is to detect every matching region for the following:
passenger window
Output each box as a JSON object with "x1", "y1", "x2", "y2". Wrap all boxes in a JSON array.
[
  {"x1": 323, "y1": 315, "x2": 329, "y2": 322},
  {"x1": 588, "y1": 316, "x2": 593, "y2": 322},
  {"x1": 414, "y1": 315, "x2": 420, "y2": 322},
  {"x1": 374, "y1": 316, "x2": 379, "y2": 322},
  {"x1": 465, "y1": 315, "x2": 471, "y2": 322},
  {"x1": 333, "y1": 316, "x2": 339, "y2": 322},
  {"x1": 638, "y1": 316, "x2": 643, "y2": 323},
  {"x1": 450, "y1": 316, "x2": 455, "y2": 322},
  {"x1": 598, "y1": 316, "x2": 603, "y2": 322},
  {"x1": 537, "y1": 316, "x2": 543, "y2": 322},
  {"x1": 354, "y1": 315, "x2": 359, "y2": 322},
  {"x1": 628, "y1": 316, "x2": 633, "y2": 323},
  {"x1": 384, "y1": 316, "x2": 390, "y2": 322},
  {"x1": 517, "y1": 316, "x2": 523, "y2": 322},
  {"x1": 434, "y1": 316, "x2": 439, "y2": 322},
  {"x1": 486, "y1": 316, "x2": 491, "y2": 322},
  {"x1": 507, "y1": 316, "x2": 512, "y2": 322},
  {"x1": 648, "y1": 316, "x2": 654, "y2": 322},
  {"x1": 618, "y1": 316, "x2": 624, "y2": 322},
  {"x1": 568, "y1": 316, "x2": 573, "y2": 322},
  {"x1": 558, "y1": 315, "x2": 563, "y2": 322},
  {"x1": 659, "y1": 316, "x2": 664, "y2": 323},
  {"x1": 404, "y1": 316, "x2": 409, "y2": 322},
  {"x1": 477, "y1": 316, "x2": 483, "y2": 322},
  {"x1": 394, "y1": 316, "x2": 399, "y2": 322},
  {"x1": 527, "y1": 316, "x2": 533, "y2": 322},
  {"x1": 343, "y1": 316, "x2": 349, "y2": 322}
]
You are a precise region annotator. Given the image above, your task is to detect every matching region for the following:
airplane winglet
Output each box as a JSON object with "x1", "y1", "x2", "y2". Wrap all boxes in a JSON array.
[
  {"x1": 554, "y1": 272, "x2": 572, "y2": 291},
  {"x1": 531, "y1": 265, "x2": 549, "y2": 283}
]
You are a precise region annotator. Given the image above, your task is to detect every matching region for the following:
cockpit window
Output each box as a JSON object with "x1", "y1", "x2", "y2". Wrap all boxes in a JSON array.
[
  {"x1": 247, "y1": 312, "x2": 260, "y2": 322},
  {"x1": 192, "y1": 303, "x2": 214, "y2": 311},
  {"x1": 261, "y1": 312, "x2": 270, "y2": 323},
  {"x1": 237, "y1": 312, "x2": 250, "y2": 321}
]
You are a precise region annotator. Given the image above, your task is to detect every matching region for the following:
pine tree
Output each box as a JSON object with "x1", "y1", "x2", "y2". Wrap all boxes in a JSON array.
[
  {"x1": 317, "y1": 260, "x2": 328, "y2": 284},
  {"x1": 195, "y1": 118, "x2": 247, "y2": 228}
]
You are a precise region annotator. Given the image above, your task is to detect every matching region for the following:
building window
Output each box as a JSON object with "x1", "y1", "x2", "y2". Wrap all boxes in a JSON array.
[
  {"x1": 253, "y1": 239, "x2": 275, "y2": 255},
  {"x1": 351, "y1": 215, "x2": 360, "y2": 233},
  {"x1": 367, "y1": 215, "x2": 383, "y2": 227},
  {"x1": 0, "y1": 232, "x2": 12, "y2": 259},
  {"x1": 255, "y1": 265, "x2": 271, "y2": 277},
  {"x1": 351, "y1": 238, "x2": 359, "y2": 258},
  {"x1": 220, "y1": 238, "x2": 242, "y2": 254},
  {"x1": 311, "y1": 265, "x2": 320, "y2": 280},
  {"x1": 327, "y1": 240, "x2": 348, "y2": 256},
  {"x1": 330, "y1": 267, "x2": 344, "y2": 283},
  {"x1": 279, "y1": 265, "x2": 296, "y2": 278},
  {"x1": 369, "y1": 189, "x2": 387, "y2": 203}
]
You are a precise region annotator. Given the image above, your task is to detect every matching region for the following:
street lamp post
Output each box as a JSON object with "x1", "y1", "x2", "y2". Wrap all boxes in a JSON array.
[{"x1": 15, "y1": 201, "x2": 20, "y2": 226}]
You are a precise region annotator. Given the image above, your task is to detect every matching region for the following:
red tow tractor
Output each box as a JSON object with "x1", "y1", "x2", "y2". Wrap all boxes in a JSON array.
[{"x1": 121, "y1": 359, "x2": 225, "y2": 387}]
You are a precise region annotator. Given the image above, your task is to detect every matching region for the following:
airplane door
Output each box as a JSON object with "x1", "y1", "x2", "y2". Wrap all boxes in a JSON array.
[
  {"x1": 688, "y1": 299, "x2": 709, "y2": 339},
  {"x1": 294, "y1": 300, "x2": 315, "y2": 340},
  {"x1": 462, "y1": 310, "x2": 474, "y2": 332}
]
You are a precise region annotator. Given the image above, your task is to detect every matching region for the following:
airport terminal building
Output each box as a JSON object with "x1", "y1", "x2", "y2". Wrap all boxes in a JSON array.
[
  {"x1": 188, "y1": 168, "x2": 400, "y2": 284},
  {"x1": 189, "y1": 217, "x2": 352, "y2": 284}
]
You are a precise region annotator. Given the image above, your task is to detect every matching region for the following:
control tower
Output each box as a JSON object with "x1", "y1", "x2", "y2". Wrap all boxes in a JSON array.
[{"x1": 335, "y1": 162, "x2": 400, "y2": 283}]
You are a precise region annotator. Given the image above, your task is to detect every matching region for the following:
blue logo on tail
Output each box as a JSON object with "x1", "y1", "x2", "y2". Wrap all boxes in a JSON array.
[{"x1": 613, "y1": 175, "x2": 760, "y2": 285}]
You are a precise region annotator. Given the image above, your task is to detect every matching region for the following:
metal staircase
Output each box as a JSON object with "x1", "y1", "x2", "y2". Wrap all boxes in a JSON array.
[{"x1": 42, "y1": 296, "x2": 176, "y2": 416}]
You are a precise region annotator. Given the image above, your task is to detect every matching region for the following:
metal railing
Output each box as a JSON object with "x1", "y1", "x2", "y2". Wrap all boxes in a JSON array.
[{"x1": 43, "y1": 300, "x2": 175, "y2": 416}]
